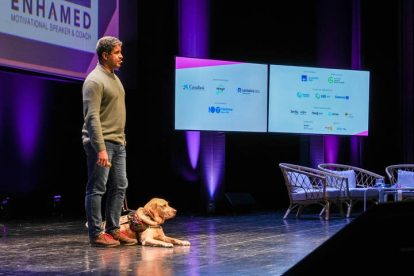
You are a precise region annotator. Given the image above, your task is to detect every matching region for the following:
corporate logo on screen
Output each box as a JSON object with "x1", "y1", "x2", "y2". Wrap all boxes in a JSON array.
[
  {"x1": 304, "y1": 124, "x2": 313, "y2": 130},
  {"x1": 291, "y1": 110, "x2": 307, "y2": 115},
  {"x1": 183, "y1": 84, "x2": 204, "y2": 91},
  {"x1": 209, "y1": 106, "x2": 233, "y2": 114},
  {"x1": 301, "y1": 75, "x2": 319, "y2": 82},
  {"x1": 312, "y1": 111, "x2": 323, "y2": 115},
  {"x1": 324, "y1": 126, "x2": 333, "y2": 131},
  {"x1": 335, "y1": 95, "x2": 349, "y2": 100},
  {"x1": 297, "y1": 92, "x2": 310, "y2": 98},
  {"x1": 328, "y1": 112, "x2": 339, "y2": 116},
  {"x1": 337, "y1": 127, "x2": 347, "y2": 131},
  {"x1": 315, "y1": 93, "x2": 330, "y2": 99},
  {"x1": 345, "y1": 112, "x2": 354, "y2": 118},
  {"x1": 237, "y1": 87, "x2": 260, "y2": 94},
  {"x1": 328, "y1": 76, "x2": 345, "y2": 84},
  {"x1": 216, "y1": 85, "x2": 225, "y2": 95}
]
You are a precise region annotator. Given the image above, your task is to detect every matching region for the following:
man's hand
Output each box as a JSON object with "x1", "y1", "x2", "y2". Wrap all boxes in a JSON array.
[{"x1": 97, "y1": 150, "x2": 109, "y2": 167}]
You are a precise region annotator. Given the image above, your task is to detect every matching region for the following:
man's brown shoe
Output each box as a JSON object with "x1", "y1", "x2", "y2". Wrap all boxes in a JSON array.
[
  {"x1": 112, "y1": 229, "x2": 138, "y2": 246},
  {"x1": 90, "y1": 233, "x2": 121, "y2": 247}
]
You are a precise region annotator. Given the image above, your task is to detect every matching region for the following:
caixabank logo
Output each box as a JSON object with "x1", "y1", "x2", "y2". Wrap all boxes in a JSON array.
[{"x1": 183, "y1": 84, "x2": 204, "y2": 90}]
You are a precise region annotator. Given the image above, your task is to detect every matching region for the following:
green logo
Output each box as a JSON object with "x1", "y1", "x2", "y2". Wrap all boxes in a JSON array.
[
  {"x1": 328, "y1": 76, "x2": 333, "y2": 83},
  {"x1": 216, "y1": 84, "x2": 225, "y2": 95}
]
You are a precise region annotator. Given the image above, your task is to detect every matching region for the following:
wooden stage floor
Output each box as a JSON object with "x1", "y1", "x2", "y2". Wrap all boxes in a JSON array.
[{"x1": 0, "y1": 209, "x2": 355, "y2": 276}]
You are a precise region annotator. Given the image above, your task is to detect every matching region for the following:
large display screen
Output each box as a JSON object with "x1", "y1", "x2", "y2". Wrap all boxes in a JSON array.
[
  {"x1": 175, "y1": 56, "x2": 268, "y2": 132},
  {"x1": 268, "y1": 65, "x2": 370, "y2": 136},
  {"x1": 0, "y1": 0, "x2": 119, "y2": 79}
]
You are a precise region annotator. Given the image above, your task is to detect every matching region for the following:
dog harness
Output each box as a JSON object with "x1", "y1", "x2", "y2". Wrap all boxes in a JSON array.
[{"x1": 128, "y1": 211, "x2": 160, "y2": 233}]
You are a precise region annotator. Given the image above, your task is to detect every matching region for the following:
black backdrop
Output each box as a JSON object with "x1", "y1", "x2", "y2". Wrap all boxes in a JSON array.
[{"x1": 0, "y1": 0, "x2": 405, "y2": 219}]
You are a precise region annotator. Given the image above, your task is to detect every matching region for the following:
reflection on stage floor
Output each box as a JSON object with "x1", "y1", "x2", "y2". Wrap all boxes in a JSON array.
[{"x1": 0, "y1": 210, "x2": 353, "y2": 275}]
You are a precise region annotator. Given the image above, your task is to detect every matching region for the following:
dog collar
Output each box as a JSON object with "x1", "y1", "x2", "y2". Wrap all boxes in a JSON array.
[{"x1": 129, "y1": 212, "x2": 160, "y2": 233}]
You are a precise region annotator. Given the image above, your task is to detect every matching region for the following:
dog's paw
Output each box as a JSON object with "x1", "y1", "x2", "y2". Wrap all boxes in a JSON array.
[
  {"x1": 180, "y1": 240, "x2": 191, "y2": 246},
  {"x1": 163, "y1": 243, "x2": 174, "y2": 248}
]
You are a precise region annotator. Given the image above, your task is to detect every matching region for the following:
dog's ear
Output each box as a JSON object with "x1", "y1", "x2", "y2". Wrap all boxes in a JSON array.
[
  {"x1": 144, "y1": 198, "x2": 162, "y2": 224},
  {"x1": 144, "y1": 198, "x2": 157, "y2": 220},
  {"x1": 144, "y1": 198, "x2": 166, "y2": 224}
]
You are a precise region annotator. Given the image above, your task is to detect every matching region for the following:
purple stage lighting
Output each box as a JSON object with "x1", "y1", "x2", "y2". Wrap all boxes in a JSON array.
[
  {"x1": 178, "y1": 0, "x2": 210, "y2": 178},
  {"x1": 186, "y1": 131, "x2": 200, "y2": 169},
  {"x1": 178, "y1": 0, "x2": 209, "y2": 59},
  {"x1": 324, "y1": 135, "x2": 339, "y2": 164},
  {"x1": 201, "y1": 132, "x2": 225, "y2": 199},
  {"x1": 14, "y1": 78, "x2": 45, "y2": 163}
]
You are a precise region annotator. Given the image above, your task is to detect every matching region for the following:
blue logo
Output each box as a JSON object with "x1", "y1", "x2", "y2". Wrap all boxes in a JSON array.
[
  {"x1": 297, "y1": 92, "x2": 302, "y2": 98},
  {"x1": 209, "y1": 106, "x2": 221, "y2": 114},
  {"x1": 302, "y1": 75, "x2": 307, "y2": 82},
  {"x1": 183, "y1": 84, "x2": 189, "y2": 90},
  {"x1": 208, "y1": 106, "x2": 234, "y2": 114},
  {"x1": 315, "y1": 93, "x2": 320, "y2": 99},
  {"x1": 335, "y1": 95, "x2": 350, "y2": 100},
  {"x1": 237, "y1": 88, "x2": 242, "y2": 93}
]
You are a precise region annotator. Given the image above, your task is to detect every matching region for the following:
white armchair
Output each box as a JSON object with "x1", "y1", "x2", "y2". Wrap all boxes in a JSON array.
[
  {"x1": 318, "y1": 163, "x2": 385, "y2": 217},
  {"x1": 279, "y1": 163, "x2": 346, "y2": 220}
]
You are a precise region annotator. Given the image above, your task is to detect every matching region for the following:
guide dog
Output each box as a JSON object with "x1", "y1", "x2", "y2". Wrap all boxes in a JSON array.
[{"x1": 118, "y1": 198, "x2": 191, "y2": 248}]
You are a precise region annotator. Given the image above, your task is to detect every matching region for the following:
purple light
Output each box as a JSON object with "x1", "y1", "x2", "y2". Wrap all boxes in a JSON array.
[
  {"x1": 0, "y1": 92, "x2": 2, "y2": 139},
  {"x1": 178, "y1": 0, "x2": 209, "y2": 179},
  {"x1": 350, "y1": 0, "x2": 362, "y2": 167},
  {"x1": 350, "y1": 136, "x2": 359, "y2": 166},
  {"x1": 14, "y1": 77, "x2": 45, "y2": 163},
  {"x1": 186, "y1": 131, "x2": 200, "y2": 169},
  {"x1": 201, "y1": 132, "x2": 225, "y2": 199},
  {"x1": 178, "y1": 0, "x2": 209, "y2": 58},
  {"x1": 351, "y1": 0, "x2": 361, "y2": 71},
  {"x1": 324, "y1": 136, "x2": 339, "y2": 163},
  {"x1": 54, "y1": 195, "x2": 61, "y2": 199}
]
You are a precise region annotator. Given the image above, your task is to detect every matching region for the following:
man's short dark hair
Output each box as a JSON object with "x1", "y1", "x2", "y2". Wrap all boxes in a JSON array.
[{"x1": 96, "y1": 36, "x2": 122, "y2": 60}]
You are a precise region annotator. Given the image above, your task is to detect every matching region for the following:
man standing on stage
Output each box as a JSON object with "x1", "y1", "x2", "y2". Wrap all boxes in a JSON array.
[{"x1": 82, "y1": 36, "x2": 137, "y2": 247}]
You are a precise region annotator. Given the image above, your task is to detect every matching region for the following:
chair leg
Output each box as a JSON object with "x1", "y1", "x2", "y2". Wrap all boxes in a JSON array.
[
  {"x1": 346, "y1": 201, "x2": 352, "y2": 218},
  {"x1": 283, "y1": 208, "x2": 292, "y2": 220},
  {"x1": 296, "y1": 205, "x2": 304, "y2": 219},
  {"x1": 324, "y1": 202, "x2": 330, "y2": 220},
  {"x1": 319, "y1": 206, "x2": 326, "y2": 217}
]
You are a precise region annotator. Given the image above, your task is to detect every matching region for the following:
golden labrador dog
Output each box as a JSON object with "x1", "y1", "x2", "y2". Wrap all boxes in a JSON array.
[{"x1": 119, "y1": 198, "x2": 191, "y2": 248}]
